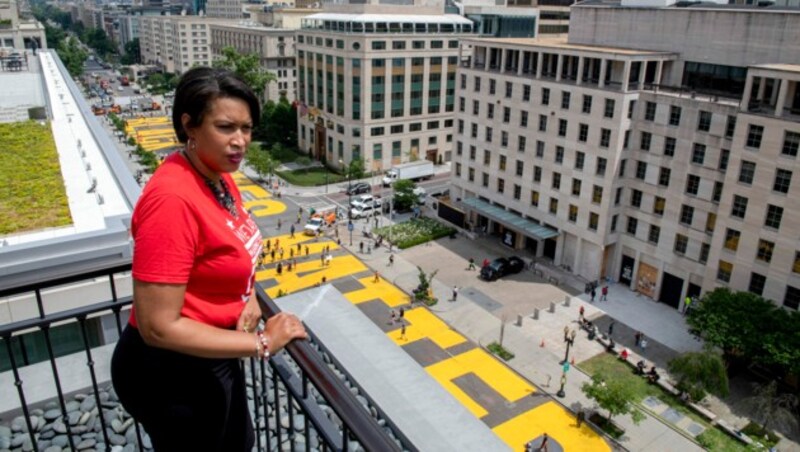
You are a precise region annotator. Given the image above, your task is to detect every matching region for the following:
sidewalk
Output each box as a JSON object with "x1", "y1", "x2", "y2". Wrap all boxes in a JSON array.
[{"x1": 337, "y1": 232, "x2": 706, "y2": 452}]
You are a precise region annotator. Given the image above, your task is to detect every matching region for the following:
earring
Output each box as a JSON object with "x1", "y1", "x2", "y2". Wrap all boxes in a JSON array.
[{"x1": 188, "y1": 137, "x2": 197, "y2": 152}]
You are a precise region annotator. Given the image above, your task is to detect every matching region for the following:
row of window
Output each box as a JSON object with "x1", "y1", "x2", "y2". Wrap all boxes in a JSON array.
[
  {"x1": 298, "y1": 35, "x2": 460, "y2": 51},
  {"x1": 717, "y1": 263, "x2": 800, "y2": 310},
  {"x1": 640, "y1": 101, "x2": 736, "y2": 138},
  {"x1": 456, "y1": 141, "x2": 608, "y2": 178}
]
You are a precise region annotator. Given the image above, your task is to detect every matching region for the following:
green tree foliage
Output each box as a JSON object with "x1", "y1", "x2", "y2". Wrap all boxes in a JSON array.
[
  {"x1": 687, "y1": 288, "x2": 800, "y2": 375},
  {"x1": 258, "y1": 99, "x2": 297, "y2": 147},
  {"x1": 245, "y1": 143, "x2": 274, "y2": 182},
  {"x1": 392, "y1": 179, "x2": 418, "y2": 212},
  {"x1": 213, "y1": 47, "x2": 276, "y2": 98},
  {"x1": 294, "y1": 156, "x2": 312, "y2": 173},
  {"x1": 582, "y1": 373, "x2": 645, "y2": 425},
  {"x1": 738, "y1": 381, "x2": 799, "y2": 437},
  {"x1": 347, "y1": 158, "x2": 366, "y2": 180},
  {"x1": 121, "y1": 38, "x2": 140, "y2": 65},
  {"x1": 82, "y1": 27, "x2": 114, "y2": 59},
  {"x1": 668, "y1": 350, "x2": 729, "y2": 401},
  {"x1": 43, "y1": 23, "x2": 66, "y2": 49},
  {"x1": 57, "y1": 37, "x2": 87, "y2": 77}
]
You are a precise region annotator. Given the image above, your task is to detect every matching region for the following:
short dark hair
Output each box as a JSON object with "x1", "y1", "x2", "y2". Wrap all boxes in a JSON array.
[{"x1": 172, "y1": 67, "x2": 261, "y2": 143}]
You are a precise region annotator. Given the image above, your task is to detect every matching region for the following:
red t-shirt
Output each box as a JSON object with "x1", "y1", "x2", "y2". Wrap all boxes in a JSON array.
[{"x1": 129, "y1": 152, "x2": 263, "y2": 329}]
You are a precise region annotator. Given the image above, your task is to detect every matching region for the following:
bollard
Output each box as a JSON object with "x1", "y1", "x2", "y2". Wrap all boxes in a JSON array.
[
  {"x1": 564, "y1": 295, "x2": 571, "y2": 307},
  {"x1": 517, "y1": 314, "x2": 523, "y2": 326},
  {"x1": 532, "y1": 308, "x2": 539, "y2": 320},
  {"x1": 549, "y1": 302, "x2": 556, "y2": 313}
]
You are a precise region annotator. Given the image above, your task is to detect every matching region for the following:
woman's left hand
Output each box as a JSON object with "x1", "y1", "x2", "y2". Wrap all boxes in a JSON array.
[{"x1": 237, "y1": 294, "x2": 263, "y2": 333}]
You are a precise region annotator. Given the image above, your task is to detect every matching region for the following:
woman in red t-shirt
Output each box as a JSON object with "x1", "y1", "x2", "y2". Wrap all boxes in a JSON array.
[{"x1": 111, "y1": 67, "x2": 307, "y2": 451}]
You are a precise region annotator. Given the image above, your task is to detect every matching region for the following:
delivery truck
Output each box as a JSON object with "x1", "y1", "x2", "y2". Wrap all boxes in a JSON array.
[{"x1": 382, "y1": 160, "x2": 434, "y2": 186}]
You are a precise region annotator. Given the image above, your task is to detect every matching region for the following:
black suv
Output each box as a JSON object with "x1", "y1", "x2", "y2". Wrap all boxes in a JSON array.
[
  {"x1": 346, "y1": 182, "x2": 371, "y2": 195},
  {"x1": 479, "y1": 256, "x2": 525, "y2": 281}
]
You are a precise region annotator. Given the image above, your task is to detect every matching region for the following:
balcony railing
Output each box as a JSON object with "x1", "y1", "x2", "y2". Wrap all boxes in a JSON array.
[{"x1": 0, "y1": 264, "x2": 407, "y2": 451}]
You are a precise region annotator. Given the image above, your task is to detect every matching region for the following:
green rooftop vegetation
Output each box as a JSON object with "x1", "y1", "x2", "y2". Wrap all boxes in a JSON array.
[{"x1": 0, "y1": 121, "x2": 72, "y2": 235}]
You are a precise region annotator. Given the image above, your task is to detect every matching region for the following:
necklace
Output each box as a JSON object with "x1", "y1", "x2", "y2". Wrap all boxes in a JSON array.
[{"x1": 182, "y1": 150, "x2": 239, "y2": 219}]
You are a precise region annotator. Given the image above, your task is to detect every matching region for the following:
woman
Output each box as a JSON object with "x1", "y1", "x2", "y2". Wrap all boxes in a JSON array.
[{"x1": 111, "y1": 67, "x2": 307, "y2": 451}]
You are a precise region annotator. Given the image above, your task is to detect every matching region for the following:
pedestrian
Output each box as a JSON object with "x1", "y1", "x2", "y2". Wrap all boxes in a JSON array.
[
  {"x1": 367, "y1": 243, "x2": 372, "y2": 254},
  {"x1": 296, "y1": 212, "x2": 302, "y2": 224},
  {"x1": 286, "y1": 261, "x2": 292, "y2": 272},
  {"x1": 390, "y1": 310, "x2": 397, "y2": 324},
  {"x1": 388, "y1": 255, "x2": 394, "y2": 266},
  {"x1": 452, "y1": 286, "x2": 459, "y2": 302},
  {"x1": 468, "y1": 258, "x2": 476, "y2": 270},
  {"x1": 576, "y1": 410, "x2": 585, "y2": 428},
  {"x1": 374, "y1": 271, "x2": 380, "y2": 283},
  {"x1": 296, "y1": 243, "x2": 301, "y2": 253},
  {"x1": 325, "y1": 253, "x2": 332, "y2": 266},
  {"x1": 683, "y1": 296, "x2": 693, "y2": 315},
  {"x1": 289, "y1": 248, "x2": 294, "y2": 259},
  {"x1": 279, "y1": 248, "x2": 284, "y2": 260},
  {"x1": 601, "y1": 285, "x2": 608, "y2": 301},
  {"x1": 634, "y1": 331, "x2": 642, "y2": 347},
  {"x1": 277, "y1": 218, "x2": 282, "y2": 230},
  {"x1": 321, "y1": 276, "x2": 327, "y2": 284},
  {"x1": 265, "y1": 239, "x2": 271, "y2": 251},
  {"x1": 608, "y1": 320, "x2": 615, "y2": 338},
  {"x1": 482, "y1": 258, "x2": 490, "y2": 268},
  {"x1": 320, "y1": 253, "x2": 325, "y2": 266},
  {"x1": 290, "y1": 224, "x2": 295, "y2": 238},
  {"x1": 537, "y1": 433, "x2": 549, "y2": 452},
  {"x1": 640, "y1": 338, "x2": 648, "y2": 352},
  {"x1": 276, "y1": 262, "x2": 283, "y2": 275},
  {"x1": 570, "y1": 329, "x2": 577, "y2": 343},
  {"x1": 399, "y1": 307, "x2": 405, "y2": 319},
  {"x1": 359, "y1": 241, "x2": 364, "y2": 253},
  {"x1": 270, "y1": 249, "x2": 276, "y2": 261},
  {"x1": 590, "y1": 287, "x2": 596, "y2": 303},
  {"x1": 399, "y1": 323, "x2": 407, "y2": 341},
  {"x1": 305, "y1": 246, "x2": 309, "y2": 257},
  {"x1": 274, "y1": 238, "x2": 280, "y2": 249},
  {"x1": 564, "y1": 325, "x2": 570, "y2": 343},
  {"x1": 579, "y1": 305, "x2": 585, "y2": 322}
]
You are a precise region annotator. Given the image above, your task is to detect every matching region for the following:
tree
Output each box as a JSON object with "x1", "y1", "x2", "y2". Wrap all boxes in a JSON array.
[
  {"x1": 121, "y1": 38, "x2": 140, "y2": 65},
  {"x1": 413, "y1": 266, "x2": 439, "y2": 304},
  {"x1": 392, "y1": 179, "x2": 418, "y2": 213},
  {"x1": 259, "y1": 99, "x2": 297, "y2": 147},
  {"x1": 57, "y1": 37, "x2": 87, "y2": 77},
  {"x1": 245, "y1": 143, "x2": 274, "y2": 182},
  {"x1": 687, "y1": 288, "x2": 800, "y2": 376},
  {"x1": 213, "y1": 47, "x2": 276, "y2": 98},
  {"x1": 347, "y1": 158, "x2": 366, "y2": 180},
  {"x1": 738, "y1": 381, "x2": 799, "y2": 438},
  {"x1": 668, "y1": 349, "x2": 729, "y2": 401},
  {"x1": 295, "y1": 156, "x2": 312, "y2": 173},
  {"x1": 582, "y1": 373, "x2": 645, "y2": 425},
  {"x1": 83, "y1": 28, "x2": 114, "y2": 59}
]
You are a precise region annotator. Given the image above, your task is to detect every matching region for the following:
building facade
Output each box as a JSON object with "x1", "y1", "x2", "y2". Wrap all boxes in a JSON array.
[
  {"x1": 451, "y1": 4, "x2": 800, "y2": 312},
  {"x1": 295, "y1": 5, "x2": 475, "y2": 173},
  {"x1": 140, "y1": 15, "x2": 228, "y2": 73}
]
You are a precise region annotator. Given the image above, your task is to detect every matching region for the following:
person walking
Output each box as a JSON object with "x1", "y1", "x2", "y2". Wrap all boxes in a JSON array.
[
  {"x1": 277, "y1": 218, "x2": 282, "y2": 230},
  {"x1": 537, "y1": 433, "x2": 549, "y2": 452},
  {"x1": 296, "y1": 243, "x2": 301, "y2": 253},
  {"x1": 634, "y1": 331, "x2": 643, "y2": 347},
  {"x1": 467, "y1": 258, "x2": 476, "y2": 271},
  {"x1": 399, "y1": 323, "x2": 407, "y2": 341},
  {"x1": 607, "y1": 320, "x2": 615, "y2": 338},
  {"x1": 452, "y1": 286, "x2": 459, "y2": 302},
  {"x1": 374, "y1": 271, "x2": 380, "y2": 283},
  {"x1": 325, "y1": 253, "x2": 332, "y2": 267},
  {"x1": 390, "y1": 310, "x2": 397, "y2": 324},
  {"x1": 276, "y1": 262, "x2": 283, "y2": 276},
  {"x1": 289, "y1": 224, "x2": 295, "y2": 238},
  {"x1": 399, "y1": 307, "x2": 405, "y2": 320},
  {"x1": 683, "y1": 296, "x2": 693, "y2": 316},
  {"x1": 601, "y1": 285, "x2": 608, "y2": 301},
  {"x1": 590, "y1": 287, "x2": 596, "y2": 303},
  {"x1": 579, "y1": 305, "x2": 585, "y2": 322},
  {"x1": 640, "y1": 338, "x2": 648, "y2": 352},
  {"x1": 388, "y1": 254, "x2": 394, "y2": 267},
  {"x1": 359, "y1": 241, "x2": 364, "y2": 253},
  {"x1": 576, "y1": 410, "x2": 585, "y2": 428},
  {"x1": 305, "y1": 246, "x2": 309, "y2": 257}
]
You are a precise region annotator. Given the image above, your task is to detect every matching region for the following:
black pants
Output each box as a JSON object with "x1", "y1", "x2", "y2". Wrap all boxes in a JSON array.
[{"x1": 111, "y1": 326, "x2": 255, "y2": 452}]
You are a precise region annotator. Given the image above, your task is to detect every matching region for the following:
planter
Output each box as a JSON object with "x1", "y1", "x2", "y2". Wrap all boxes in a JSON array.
[{"x1": 588, "y1": 413, "x2": 625, "y2": 439}]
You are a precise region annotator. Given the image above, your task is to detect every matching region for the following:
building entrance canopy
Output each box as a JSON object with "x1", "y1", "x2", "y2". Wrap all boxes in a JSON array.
[{"x1": 462, "y1": 197, "x2": 559, "y2": 241}]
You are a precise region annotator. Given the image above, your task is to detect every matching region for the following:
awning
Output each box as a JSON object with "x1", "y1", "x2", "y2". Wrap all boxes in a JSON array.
[{"x1": 461, "y1": 197, "x2": 560, "y2": 241}]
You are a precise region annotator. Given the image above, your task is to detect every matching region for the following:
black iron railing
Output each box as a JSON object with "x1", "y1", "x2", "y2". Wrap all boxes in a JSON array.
[{"x1": 0, "y1": 264, "x2": 406, "y2": 451}]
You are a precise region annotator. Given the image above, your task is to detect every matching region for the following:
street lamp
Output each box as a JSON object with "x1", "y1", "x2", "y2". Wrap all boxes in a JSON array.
[
  {"x1": 560, "y1": 329, "x2": 576, "y2": 365},
  {"x1": 341, "y1": 159, "x2": 353, "y2": 246}
]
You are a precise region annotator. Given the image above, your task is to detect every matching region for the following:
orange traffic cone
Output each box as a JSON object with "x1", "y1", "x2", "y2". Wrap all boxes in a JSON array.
[
  {"x1": 571, "y1": 357, "x2": 575, "y2": 365},
  {"x1": 540, "y1": 338, "x2": 545, "y2": 348}
]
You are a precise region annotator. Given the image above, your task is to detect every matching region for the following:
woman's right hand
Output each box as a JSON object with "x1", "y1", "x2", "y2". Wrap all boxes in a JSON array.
[{"x1": 263, "y1": 312, "x2": 308, "y2": 354}]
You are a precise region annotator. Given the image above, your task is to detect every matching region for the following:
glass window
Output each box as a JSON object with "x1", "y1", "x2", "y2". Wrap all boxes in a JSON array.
[
  {"x1": 644, "y1": 102, "x2": 656, "y2": 121},
  {"x1": 700, "y1": 243, "x2": 710, "y2": 263},
  {"x1": 725, "y1": 115, "x2": 736, "y2": 138},
  {"x1": 680, "y1": 204, "x2": 694, "y2": 226},
  {"x1": 659, "y1": 167, "x2": 671, "y2": 187},
  {"x1": 739, "y1": 161, "x2": 756, "y2": 184},
  {"x1": 549, "y1": 197, "x2": 558, "y2": 215},
  {"x1": 674, "y1": 234, "x2": 688, "y2": 254},
  {"x1": 555, "y1": 146, "x2": 564, "y2": 164},
  {"x1": 596, "y1": 157, "x2": 607, "y2": 176},
  {"x1": 692, "y1": 143, "x2": 706, "y2": 165},
  {"x1": 604, "y1": 99, "x2": 615, "y2": 118},
  {"x1": 719, "y1": 149, "x2": 730, "y2": 172},
  {"x1": 774, "y1": 169, "x2": 792, "y2": 193},
  {"x1": 589, "y1": 213, "x2": 599, "y2": 231},
  {"x1": 783, "y1": 131, "x2": 800, "y2": 157},
  {"x1": 575, "y1": 151, "x2": 585, "y2": 170},
  {"x1": 561, "y1": 91, "x2": 570, "y2": 109},
  {"x1": 627, "y1": 217, "x2": 638, "y2": 235},
  {"x1": 569, "y1": 204, "x2": 578, "y2": 222},
  {"x1": 572, "y1": 178, "x2": 582, "y2": 196},
  {"x1": 686, "y1": 175, "x2": 700, "y2": 195},
  {"x1": 523, "y1": 85, "x2": 531, "y2": 102},
  {"x1": 582, "y1": 95, "x2": 592, "y2": 114},
  {"x1": 636, "y1": 161, "x2": 647, "y2": 180},
  {"x1": 784, "y1": 286, "x2": 800, "y2": 310},
  {"x1": 746, "y1": 124, "x2": 764, "y2": 148},
  {"x1": 631, "y1": 189, "x2": 642, "y2": 208},
  {"x1": 534, "y1": 166, "x2": 542, "y2": 183},
  {"x1": 600, "y1": 129, "x2": 611, "y2": 148},
  {"x1": 579, "y1": 124, "x2": 589, "y2": 142},
  {"x1": 664, "y1": 137, "x2": 676, "y2": 157},
  {"x1": 669, "y1": 106, "x2": 681, "y2": 126},
  {"x1": 648, "y1": 225, "x2": 660, "y2": 244},
  {"x1": 765, "y1": 204, "x2": 783, "y2": 229},
  {"x1": 558, "y1": 119, "x2": 567, "y2": 137},
  {"x1": 717, "y1": 260, "x2": 733, "y2": 283},
  {"x1": 756, "y1": 239, "x2": 774, "y2": 263},
  {"x1": 724, "y1": 228, "x2": 740, "y2": 251},
  {"x1": 592, "y1": 185, "x2": 603, "y2": 204},
  {"x1": 731, "y1": 195, "x2": 748, "y2": 219},
  {"x1": 698, "y1": 110, "x2": 712, "y2": 131},
  {"x1": 552, "y1": 172, "x2": 561, "y2": 189},
  {"x1": 541, "y1": 88, "x2": 550, "y2": 105},
  {"x1": 653, "y1": 197, "x2": 665, "y2": 216},
  {"x1": 640, "y1": 131, "x2": 651, "y2": 151},
  {"x1": 531, "y1": 190, "x2": 539, "y2": 206}
]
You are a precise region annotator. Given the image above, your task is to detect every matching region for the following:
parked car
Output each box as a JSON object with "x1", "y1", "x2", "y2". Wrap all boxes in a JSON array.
[
  {"x1": 479, "y1": 256, "x2": 525, "y2": 281},
  {"x1": 346, "y1": 182, "x2": 371, "y2": 195},
  {"x1": 350, "y1": 203, "x2": 379, "y2": 219},
  {"x1": 350, "y1": 194, "x2": 381, "y2": 209}
]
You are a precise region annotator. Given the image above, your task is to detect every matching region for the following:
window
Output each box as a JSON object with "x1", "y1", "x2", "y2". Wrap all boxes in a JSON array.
[
  {"x1": 706, "y1": 212, "x2": 717, "y2": 234},
  {"x1": 692, "y1": 143, "x2": 706, "y2": 165},
  {"x1": 648, "y1": 225, "x2": 660, "y2": 244},
  {"x1": 412, "y1": 40, "x2": 425, "y2": 49},
  {"x1": 485, "y1": 126, "x2": 493, "y2": 142},
  {"x1": 717, "y1": 260, "x2": 733, "y2": 283},
  {"x1": 664, "y1": 137, "x2": 676, "y2": 157},
  {"x1": 575, "y1": 151, "x2": 585, "y2": 170},
  {"x1": 713, "y1": 181, "x2": 724, "y2": 203},
  {"x1": 371, "y1": 41, "x2": 386, "y2": 50},
  {"x1": 674, "y1": 234, "x2": 688, "y2": 254},
  {"x1": 569, "y1": 204, "x2": 578, "y2": 222},
  {"x1": 610, "y1": 214, "x2": 617, "y2": 232},
  {"x1": 631, "y1": 189, "x2": 642, "y2": 208},
  {"x1": 756, "y1": 239, "x2": 775, "y2": 263},
  {"x1": 746, "y1": 124, "x2": 764, "y2": 148},
  {"x1": 784, "y1": 286, "x2": 800, "y2": 310},
  {"x1": 482, "y1": 173, "x2": 489, "y2": 187},
  {"x1": 596, "y1": 158, "x2": 607, "y2": 177},
  {"x1": 486, "y1": 103, "x2": 493, "y2": 119},
  {"x1": 393, "y1": 40, "x2": 406, "y2": 50},
  {"x1": 653, "y1": 197, "x2": 665, "y2": 216},
  {"x1": 499, "y1": 155, "x2": 507, "y2": 171},
  {"x1": 489, "y1": 79, "x2": 496, "y2": 95},
  {"x1": 724, "y1": 228, "x2": 741, "y2": 251},
  {"x1": 503, "y1": 107, "x2": 511, "y2": 123},
  {"x1": 552, "y1": 172, "x2": 561, "y2": 190},
  {"x1": 533, "y1": 166, "x2": 542, "y2": 183},
  {"x1": 578, "y1": 124, "x2": 589, "y2": 142},
  {"x1": 456, "y1": 141, "x2": 463, "y2": 156},
  {"x1": 680, "y1": 204, "x2": 694, "y2": 226},
  {"x1": 505, "y1": 82, "x2": 513, "y2": 98},
  {"x1": 640, "y1": 132, "x2": 652, "y2": 151},
  {"x1": 558, "y1": 119, "x2": 568, "y2": 137},
  {"x1": 513, "y1": 184, "x2": 521, "y2": 200},
  {"x1": 474, "y1": 76, "x2": 481, "y2": 92},
  {"x1": 686, "y1": 175, "x2": 700, "y2": 195},
  {"x1": 501, "y1": 131, "x2": 509, "y2": 147},
  {"x1": 697, "y1": 111, "x2": 712, "y2": 132},
  {"x1": 628, "y1": 100, "x2": 636, "y2": 119},
  {"x1": 572, "y1": 178, "x2": 582, "y2": 196},
  {"x1": 541, "y1": 88, "x2": 550, "y2": 105},
  {"x1": 497, "y1": 178, "x2": 505, "y2": 194},
  {"x1": 619, "y1": 160, "x2": 627, "y2": 178},
  {"x1": 516, "y1": 160, "x2": 524, "y2": 176},
  {"x1": 636, "y1": 161, "x2": 647, "y2": 180},
  {"x1": 738, "y1": 161, "x2": 756, "y2": 184},
  {"x1": 765, "y1": 204, "x2": 783, "y2": 229},
  {"x1": 658, "y1": 167, "x2": 671, "y2": 187},
  {"x1": 549, "y1": 198, "x2": 558, "y2": 215},
  {"x1": 725, "y1": 115, "x2": 736, "y2": 138},
  {"x1": 700, "y1": 243, "x2": 710, "y2": 263},
  {"x1": 582, "y1": 95, "x2": 592, "y2": 114},
  {"x1": 644, "y1": 101, "x2": 656, "y2": 121},
  {"x1": 473, "y1": 100, "x2": 480, "y2": 115},
  {"x1": 539, "y1": 115, "x2": 547, "y2": 132},
  {"x1": 589, "y1": 213, "x2": 599, "y2": 231},
  {"x1": 531, "y1": 190, "x2": 540, "y2": 206},
  {"x1": 469, "y1": 146, "x2": 476, "y2": 160},
  {"x1": 783, "y1": 131, "x2": 800, "y2": 157},
  {"x1": 627, "y1": 217, "x2": 638, "y2": 235},
  {"x1": 624, "y1": 130, "x2": 631, "y2": 149},
  {"x1": 774, "y1": 169, "x2": 792, "y2": 193},
  {"x1": 520, "y1": 111, "x2": 528, "y2": 127},
  {"x1": 604, "y1": 99, "x2": 615, "y2": 118},
  {"x1": 592, "y1": 185, "x2": 603, "y2": 204},
  {"x1": 523, "y1": 85, "x2": 531, "y2": 101},
  {"x1": 731, "y1": 195, "x2": 748, "y2": 219},
  {"x1": 719, "y1": 149, "x2": 730, "y2": 172},
  {"x1": 555, "y1": 147, "x2": 564, "y2": 164},
  {"x1": 669, "y1": 106, "x2": 681, "y2": 126},
  {"x1": 561, "y1": 91, "x2": 571, "y2": 109},
  {"x1": 371, "y1": 127, "x2": 385, "y2": 136},
  {"x1": 468, "y1": 167, "x2": 475, "y2": 182},
  {"x1": 614, "y1": 187, "x2": 622, "y2": 206},
  {"x1": 600, "y1": 129, "x2": 611, "y2": 148},
  {"x1": 518, "y1": 136, "x2": 527, "y2": 152},
  {"x1": 483, "y1": 149, "x2": 491, "y2": 165}
]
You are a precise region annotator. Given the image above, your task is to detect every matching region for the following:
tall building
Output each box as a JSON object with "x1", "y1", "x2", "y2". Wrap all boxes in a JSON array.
[
  {"x1": 295, "y1": 0, "x2": 475, "y2": 172},
  {"x1": 451, "y1": 2, "x2": 800, "y2": 311},
  {"x1": 0, "y1": 0, "x2": 45, "y2": 50},
  {"x1": 205, "y1": 0, "x2": 242, "y2": 18}
]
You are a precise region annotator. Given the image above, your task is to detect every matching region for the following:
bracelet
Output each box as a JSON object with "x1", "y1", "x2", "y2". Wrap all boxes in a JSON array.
[{"x1": 256, "y1": 330, "x2": 270, "y2": 360}]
